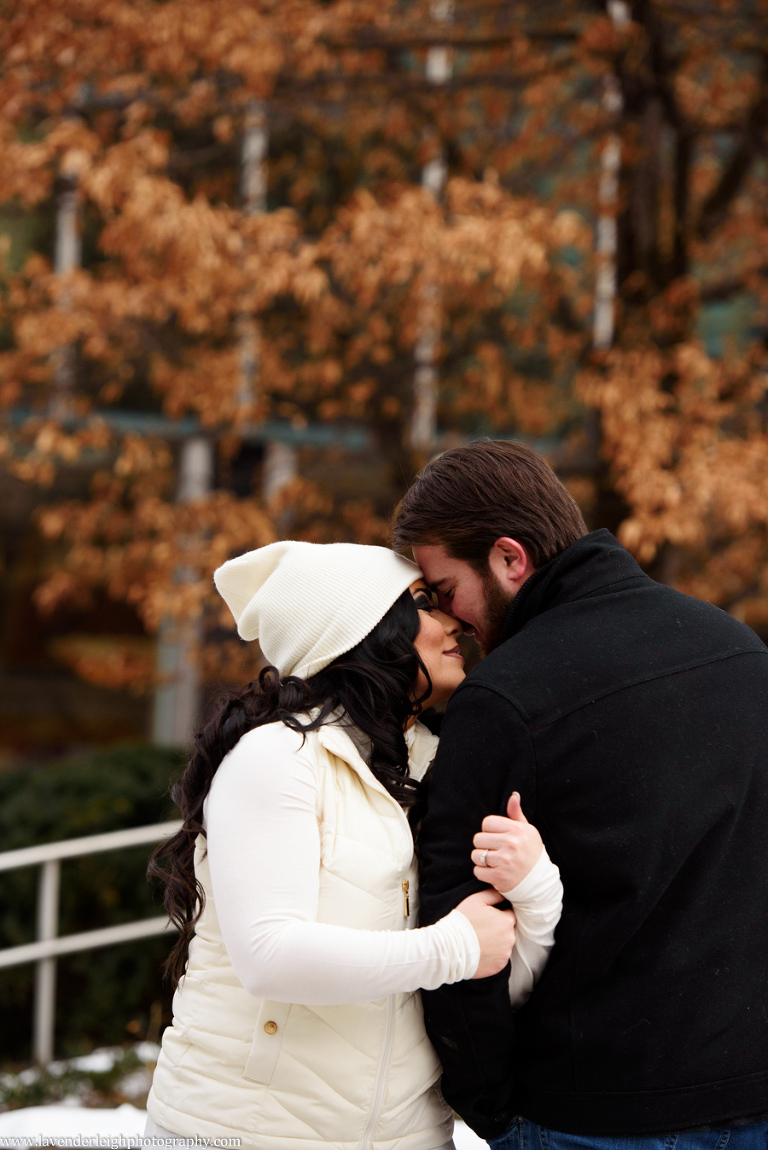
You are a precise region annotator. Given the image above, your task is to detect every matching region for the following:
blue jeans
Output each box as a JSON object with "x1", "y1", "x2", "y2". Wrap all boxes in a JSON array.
[{"x1": 488, "y1": 1118, "x2": 768, "y2": 1150}]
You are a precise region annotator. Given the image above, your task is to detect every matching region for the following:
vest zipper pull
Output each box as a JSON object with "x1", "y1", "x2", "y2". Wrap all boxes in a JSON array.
[{"x1": 402, "y1": 879, "x2": 410, "y2": 918}]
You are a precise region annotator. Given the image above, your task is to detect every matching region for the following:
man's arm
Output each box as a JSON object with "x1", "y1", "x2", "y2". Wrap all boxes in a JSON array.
[{"x1": 418, "y1": 681, "x2": 537, "y2": 1140}]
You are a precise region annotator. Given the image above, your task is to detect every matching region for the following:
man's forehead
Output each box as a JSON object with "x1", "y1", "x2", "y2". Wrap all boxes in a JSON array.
[{"x1": 413, "y1": 543, "x2": 463, "y2": 584}]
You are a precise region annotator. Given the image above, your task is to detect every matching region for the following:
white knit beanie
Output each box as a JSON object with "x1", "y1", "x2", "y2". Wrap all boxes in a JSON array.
[{"x1": 213, "y1": 541, "x2": 421, "y2": 680}]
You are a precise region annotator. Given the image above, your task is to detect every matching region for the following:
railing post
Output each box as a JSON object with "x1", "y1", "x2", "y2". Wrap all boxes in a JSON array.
[
  {"x1": 33, "y1": 858, "x2": 60, "y2": 1064},
  {"x1": 0, "y1": 821, "x2": 182, "y2": 1058}
]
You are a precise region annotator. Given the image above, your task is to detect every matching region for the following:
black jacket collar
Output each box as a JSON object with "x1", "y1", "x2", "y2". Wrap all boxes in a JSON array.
[{"x1": 499, "y1": 529, "x2": 648, "y2": 643}]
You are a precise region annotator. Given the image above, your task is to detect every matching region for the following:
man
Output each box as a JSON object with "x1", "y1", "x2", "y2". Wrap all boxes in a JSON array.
[{"x1": 393, "y1": 440, "x2": 768, "y2": 1150}]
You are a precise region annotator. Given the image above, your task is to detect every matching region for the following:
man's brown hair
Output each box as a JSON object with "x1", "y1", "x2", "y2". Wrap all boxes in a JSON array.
[{"x1": 393, "y1": 440, "x2": 588, "y2": 570}]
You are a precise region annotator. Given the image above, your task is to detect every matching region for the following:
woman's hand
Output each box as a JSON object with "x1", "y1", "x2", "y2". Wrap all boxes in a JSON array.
[
  {"x1": 455, "y1": 889, "x2": 516, "y2": 979},
  {"x1": 471, "y1": 792, "x2": 543, "y2": 895}
]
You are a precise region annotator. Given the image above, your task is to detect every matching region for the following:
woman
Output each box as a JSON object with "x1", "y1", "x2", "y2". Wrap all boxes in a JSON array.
[{"x1": 146, "y1": 541, "x2": 561, "y2": 1150}]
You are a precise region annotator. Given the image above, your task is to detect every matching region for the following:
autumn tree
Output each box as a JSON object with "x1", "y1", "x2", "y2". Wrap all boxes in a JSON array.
[
  {"x1": 578, "y1": 0, "x2": 768, "y2": 623},
  {"x1": 0, "y1": 0, "x2": 594, "y2": 711},
  {"x1": 2, "y1": 0, "x2": 767, "y2": 732}
]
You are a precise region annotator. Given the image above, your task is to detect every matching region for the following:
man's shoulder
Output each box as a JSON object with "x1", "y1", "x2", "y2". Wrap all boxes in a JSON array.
[
  {"x1": 449, "y1": 654, "x2": 530, "y2": 719},
  {"x1": 439, "y1": 667, "x2": 529, "y2": 737},
  {"x1": 458, "y1": 640, "x2": 537, "y2": 720},
  {"x1": 460, "y1": 581, "x2": 768, "y2": 727}
]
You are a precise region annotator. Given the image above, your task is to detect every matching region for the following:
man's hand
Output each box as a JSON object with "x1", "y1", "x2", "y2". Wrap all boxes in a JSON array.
[{"x1": 471, "y1": 792, "x2": 543, "y2": 894}]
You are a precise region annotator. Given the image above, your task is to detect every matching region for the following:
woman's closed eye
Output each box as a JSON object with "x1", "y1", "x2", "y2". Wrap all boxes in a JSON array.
[{"x1": 412, "y1": 590, "x2": 438, "y2": 612}]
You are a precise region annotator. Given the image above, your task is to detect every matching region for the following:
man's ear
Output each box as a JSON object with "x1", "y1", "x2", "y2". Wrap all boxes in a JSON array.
[{"x1": 488, "y1": 537, "x2": 535, "y2": 592}]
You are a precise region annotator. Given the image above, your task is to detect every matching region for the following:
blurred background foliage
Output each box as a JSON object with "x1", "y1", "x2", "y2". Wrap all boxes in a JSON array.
[
  {"x1": 0, "y1": 746, "x2": 183, "y2": 1063},
  {"x1": 3, "y1": 0, "x2": 768, "y2": 1065}
]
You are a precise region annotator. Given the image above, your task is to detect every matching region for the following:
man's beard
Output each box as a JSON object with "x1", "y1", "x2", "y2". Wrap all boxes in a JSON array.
[{"x1": 478, "y1": 569, "x2": 514, "y2": 656}]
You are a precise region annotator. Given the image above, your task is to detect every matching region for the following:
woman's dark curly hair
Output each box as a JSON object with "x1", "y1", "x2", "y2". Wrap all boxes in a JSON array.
[{"x1": 149, "y1": 587, "x2": 431, "y2": 987}]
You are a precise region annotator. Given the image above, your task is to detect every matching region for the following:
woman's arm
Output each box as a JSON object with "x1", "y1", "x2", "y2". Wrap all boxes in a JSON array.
[
  {"x1": 469, "y1": 792, "x2": 563, "y2": 1007},
  {"x1": 500, "y1": 850, "x2": 563, "y2": 1008},
  {"x1": 205, "y1": 722, "x2": 480, "y2": 1005}
]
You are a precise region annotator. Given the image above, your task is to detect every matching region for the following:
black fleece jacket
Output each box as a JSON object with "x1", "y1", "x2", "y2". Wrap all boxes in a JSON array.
[{"x1": 418, "y1": 530, "x2": 768, "y2": 1140}]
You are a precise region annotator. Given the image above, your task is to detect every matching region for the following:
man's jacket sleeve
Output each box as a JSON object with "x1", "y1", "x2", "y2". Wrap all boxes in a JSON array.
[{"x1": 418, "y1": 681, "x2": 536, "y2": 1140}]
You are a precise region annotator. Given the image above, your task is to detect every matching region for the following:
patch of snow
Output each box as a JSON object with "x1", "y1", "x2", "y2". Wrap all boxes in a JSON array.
[
  {"x1": 133, "y1": 1042, "x2": 160, "y2": 1065},
  {"x1": 17, "y1": 1068, "x2": 39, "y2": 1086},
  {"x1": 0, "y1": 1102, "x2": 487, "y2": 1149},
  {"x1": 67, "y1": 1047, "x2": 122, "y2": 1074},
  {"x1": 116, "y1": 1068, "x2": 152, "y2": 1099},
  {"x1": 454, "y1": 1118, "x2": 488, "y2": 1149},
  {"x1": 0, "y1": 1104, "x2": 145, "y2": 1148}
]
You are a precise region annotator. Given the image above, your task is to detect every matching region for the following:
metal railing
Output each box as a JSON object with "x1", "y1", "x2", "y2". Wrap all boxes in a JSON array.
[{"x1": 0, "y1": 821, "x2": 182, "y2": 1064}]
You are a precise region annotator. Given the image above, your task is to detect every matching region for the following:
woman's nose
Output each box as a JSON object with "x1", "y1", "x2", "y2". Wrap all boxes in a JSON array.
[{"x1": 439, "y1": 611, "x2": 461, "y2": 637}]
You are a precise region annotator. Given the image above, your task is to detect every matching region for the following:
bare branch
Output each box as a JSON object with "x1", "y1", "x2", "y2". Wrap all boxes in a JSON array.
[{"x1": 697, "y1": 53, "x2": 768, "y2": 239}]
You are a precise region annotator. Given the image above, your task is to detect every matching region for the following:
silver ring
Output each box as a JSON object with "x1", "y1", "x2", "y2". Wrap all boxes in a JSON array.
[{"x1": 479, "y1": 849, "x2": 489, "y2": 868}]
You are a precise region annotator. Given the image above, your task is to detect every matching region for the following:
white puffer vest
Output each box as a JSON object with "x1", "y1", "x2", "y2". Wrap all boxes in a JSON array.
[{"x1": 148, "y1": 720, "x2": 453, "y2": 1150}]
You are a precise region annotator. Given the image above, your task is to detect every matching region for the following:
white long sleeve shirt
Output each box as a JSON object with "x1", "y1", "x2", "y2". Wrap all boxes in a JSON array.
[
  {"x1": 502, "y1": 848, "x2": 564, "y2": 1007},
  {"x1": 205, "y1": 721, "x2": 562, "y2": 1009}
]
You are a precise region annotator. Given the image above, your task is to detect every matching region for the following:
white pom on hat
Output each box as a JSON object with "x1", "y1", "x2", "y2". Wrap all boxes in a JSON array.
[{"x1": 213, "y1": 541, "x2": 421, "y2": 680}]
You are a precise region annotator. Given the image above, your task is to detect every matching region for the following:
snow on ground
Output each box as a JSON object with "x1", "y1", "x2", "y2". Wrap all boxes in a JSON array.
[
  {"x1": 0, "y1": 1044, "x2": 487, "y2": 1148},
  {"x1": 455, "y1": 1119, "x2": 489, "y2": 1148},
  {"x1": 0, "y1": 1103, "x2": 146, "y2": 1146},
  {"x1": 0, "y1": 1106, "x2": 487, "y2": 1148}
]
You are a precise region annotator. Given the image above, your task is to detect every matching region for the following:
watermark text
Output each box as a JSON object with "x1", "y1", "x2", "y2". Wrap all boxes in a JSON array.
[{"x1": 0, "y1": 1137, "x2": 240, "y2": 1148}]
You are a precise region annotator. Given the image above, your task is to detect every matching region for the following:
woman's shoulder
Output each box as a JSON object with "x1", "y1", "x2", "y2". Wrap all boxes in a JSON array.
[
  {"x1": 206, "y1": 720, "x2": 319, "y2": 819},
  {"x1": 235, "y1": 718, "x2": 306, "y2": 747},
  {"x1": 222, "y1": 720, "x2": 317, "y2": 776}
]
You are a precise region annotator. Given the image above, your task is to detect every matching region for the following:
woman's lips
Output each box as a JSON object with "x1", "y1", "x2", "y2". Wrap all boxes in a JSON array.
[{"x1": 443, "y1": 646, "x2": 464, "y2": 660}]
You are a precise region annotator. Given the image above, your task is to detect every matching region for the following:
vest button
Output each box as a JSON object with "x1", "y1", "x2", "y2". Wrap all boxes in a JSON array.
[{"x1": 264, "y1": 1021, "x2": 278, "y2": 1035}]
